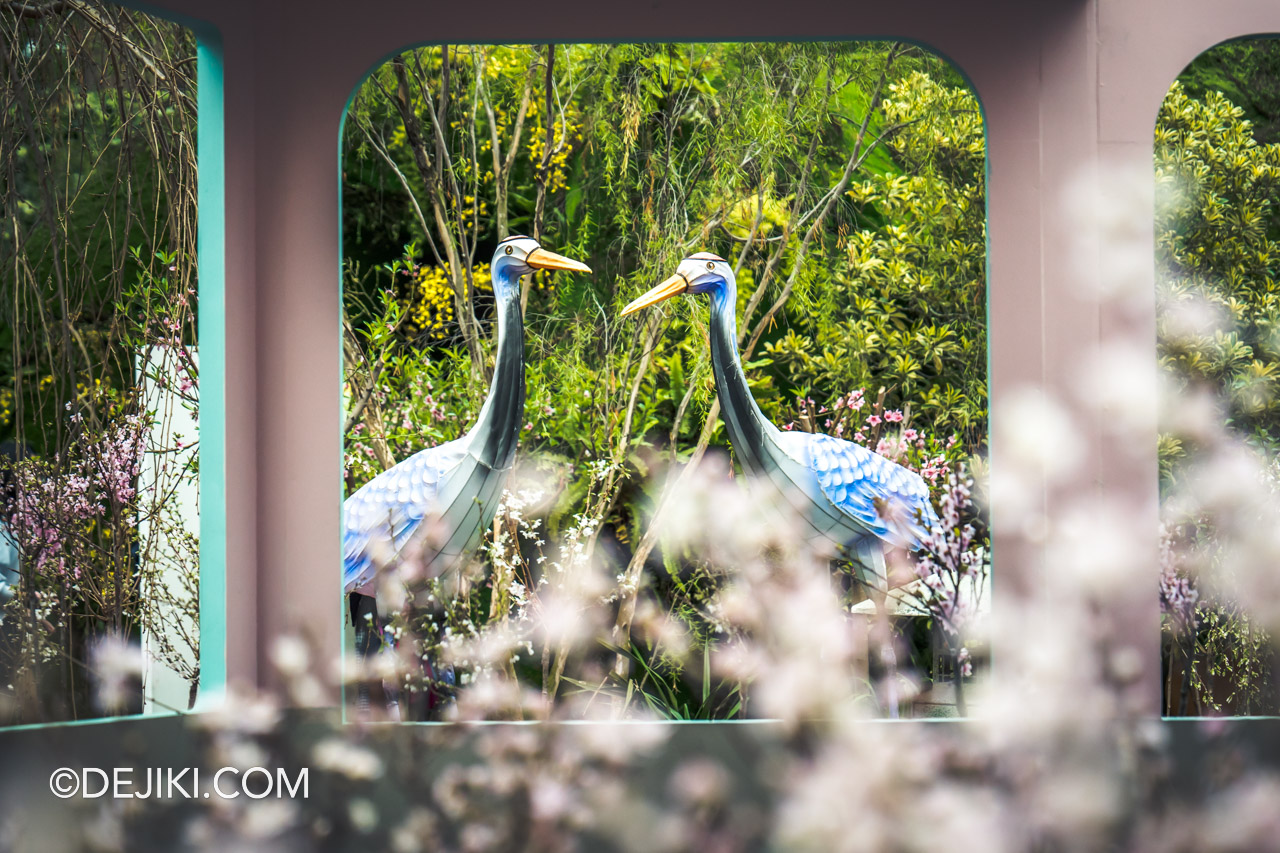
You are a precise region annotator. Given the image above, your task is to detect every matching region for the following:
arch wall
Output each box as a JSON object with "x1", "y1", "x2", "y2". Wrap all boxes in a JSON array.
[{"x1": 139, "y1": 0, "x2": 1280, "y2": 710}]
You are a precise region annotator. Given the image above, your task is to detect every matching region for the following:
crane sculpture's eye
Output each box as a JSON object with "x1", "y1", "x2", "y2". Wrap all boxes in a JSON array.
[
  {"x1": 506, "y1": 246, "x2": 514, "y2": 255},
  {"x1": 706, "y1": 262, "x2": 714, "y2": 270}
]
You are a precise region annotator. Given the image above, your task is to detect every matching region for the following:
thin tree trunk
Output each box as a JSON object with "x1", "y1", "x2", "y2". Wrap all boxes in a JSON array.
[
  {"x1": 388, "y1": 56, "x2": 485, "y2": 375},
  {"x1": 480, "y1": 50, "x2": 539, "y2": 241},
  {"x1": 532, "y1": 44, "x2": 556, "y2": 242},
  {"x1": 525, "y1": 44, "x2": 557, "y2": 316}
]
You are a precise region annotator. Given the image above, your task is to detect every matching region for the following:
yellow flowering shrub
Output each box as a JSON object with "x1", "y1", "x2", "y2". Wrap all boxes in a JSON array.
[
  {"x1": 525, "y1": 97, "x2": 583, "y2": 195},
  {"x1": 409, "y1": 262, "x2": 492, "y2": 337}
]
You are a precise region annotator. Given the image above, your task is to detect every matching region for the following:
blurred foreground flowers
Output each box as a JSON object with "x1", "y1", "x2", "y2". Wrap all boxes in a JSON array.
[
  {"x1": 155, "y1": 160, "x2": 1279, "y2": 852},
  {"x1": 12, "y1": 314, "x2": 1278, "y2": 852},
  {"x1": 10, "y1": 72, "x2": 1280, "y2": 851}
]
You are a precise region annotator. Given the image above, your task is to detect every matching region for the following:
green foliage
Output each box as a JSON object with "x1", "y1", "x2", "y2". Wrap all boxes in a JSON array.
[
  {"x1": 765, "y1": 72, "x2": 987, "y2": 450},
  {"x1": 1156, "y1": 81, "x2": 1280, "y2": 447},
  {"x1": 342, "y1": 42, "x2": 990, "y2": 717},
  {"x1": 0, "y1": 10, "x2": 197, "y2": 458},
  {"x1": 1191, "y1": 604, "x2": 1275, "y2": 715},
  {"x1": 1158, "y1": 42, "x2": 1280, "y2": 716},
  {"x1": 1178, "y1": 38, "x2": 1280, "y2": 146},
  {"x1": 564, "y1": 642, "x2": 743, "y2": 721}
]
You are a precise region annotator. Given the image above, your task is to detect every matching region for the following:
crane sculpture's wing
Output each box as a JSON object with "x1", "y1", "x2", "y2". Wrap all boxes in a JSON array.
[
  {"x1": 778, "y1": 432, "x2": 938, "y2": 550},
  {"x1": 342, "y1": 437, "x2": 469, "y2": 591}
]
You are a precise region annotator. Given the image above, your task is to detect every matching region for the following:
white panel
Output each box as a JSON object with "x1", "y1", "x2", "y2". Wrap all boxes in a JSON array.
[{"x1": 137, "y1": 347, "x2": 200, "y2": 713}]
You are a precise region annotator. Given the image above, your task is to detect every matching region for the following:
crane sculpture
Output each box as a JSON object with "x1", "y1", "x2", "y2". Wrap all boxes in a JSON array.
[
  {"x1": 621, "y1": 252, "x2": 939, "y2": 592},
  {"x1": 343, "y1": 235, "x2": 590, "y2": 714}
]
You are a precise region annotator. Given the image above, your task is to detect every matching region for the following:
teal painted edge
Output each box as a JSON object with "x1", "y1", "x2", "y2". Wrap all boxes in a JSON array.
[
  {"x1": 338, "y1": 67, "x2": 352, "y2": 725},
  {"x1": 195, "y1": 29, "x2": 228, "y2": 708}
]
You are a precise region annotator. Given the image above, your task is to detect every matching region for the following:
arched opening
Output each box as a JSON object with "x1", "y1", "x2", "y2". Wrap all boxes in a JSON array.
[
  {"x1": 1155, "y1": 35, "x2": 1280, "y2": 717},
  {"x1": 338, "y1": 41, "x2": 990, "y2": 721}
]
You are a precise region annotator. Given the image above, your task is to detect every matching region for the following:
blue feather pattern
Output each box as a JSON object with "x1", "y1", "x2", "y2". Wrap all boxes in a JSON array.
[
  {"x1": 777, "y1": 431, "x2": 938, "y2": 549},
  {"x1": 342, "y1": 437, "x2": 468, "y2": 591}
]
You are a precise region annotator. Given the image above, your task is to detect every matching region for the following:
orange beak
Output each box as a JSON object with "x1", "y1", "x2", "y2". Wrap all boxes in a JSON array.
[
  {"x1": 621, "y1": 273, "x2": 688, "y2": 317},
  {"x1": 526, "y1": 247, "x2": 591, "y2": 274}
]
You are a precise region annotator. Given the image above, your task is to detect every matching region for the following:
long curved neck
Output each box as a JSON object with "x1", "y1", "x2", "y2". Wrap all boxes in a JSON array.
[
  {"x1": 465, "y1": 262, "x2": 525, "y2": 469},
  {"x1": 707, "y1": 274, "x2": 779, "y2": 476}
]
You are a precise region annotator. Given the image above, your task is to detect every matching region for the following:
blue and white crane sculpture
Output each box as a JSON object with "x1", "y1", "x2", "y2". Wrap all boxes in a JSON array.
[
  {"x1": 342, "y1": 236, "x2": 590, "y2": 708},
  {"x1": 622, "y1": 252, "x2": 938, "y2": 591}
]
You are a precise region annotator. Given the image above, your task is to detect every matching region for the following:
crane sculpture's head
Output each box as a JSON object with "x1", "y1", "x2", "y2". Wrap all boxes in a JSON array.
[
  {"x1": 492, "y1": 235, "x2": 591, "y2": 299},
  {"x1": 620, "y1": 252, "x2": 733, "y2": 317}
]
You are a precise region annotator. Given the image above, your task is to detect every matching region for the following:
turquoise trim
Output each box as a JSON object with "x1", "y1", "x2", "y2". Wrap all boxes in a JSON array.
[
  {"x1": 0, "y1": 709, "x2": 164, "y2": 734},
  {"x1": 338, "y1": 74, "x2": 351, "y2": 724},
  {"x1": 195, "y1": 29, "x2": 227, "y2": 708}
]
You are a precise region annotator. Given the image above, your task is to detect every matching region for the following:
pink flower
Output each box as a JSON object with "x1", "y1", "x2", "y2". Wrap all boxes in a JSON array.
[
  {"x1": 885, "y1": 410, "x2": 903, "y2": 423},
  {"x1": 866, "y1": 415, "x2": 882, "y2": 427}
]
